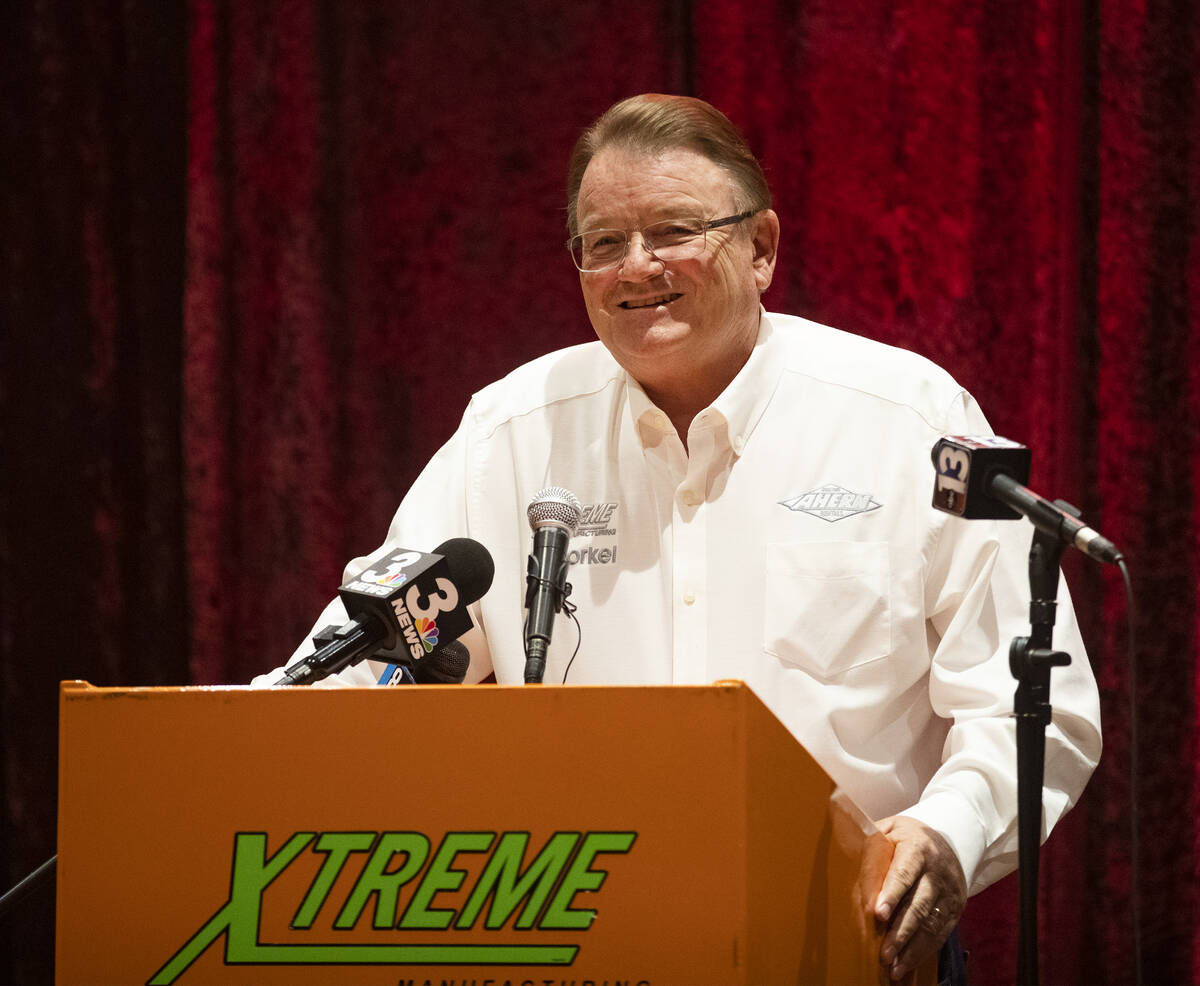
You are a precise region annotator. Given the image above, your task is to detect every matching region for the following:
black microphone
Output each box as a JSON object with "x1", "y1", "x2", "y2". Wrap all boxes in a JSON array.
[
  {"x1": 523, "y1": 486, "x2": 581, "y2": 684},
  {"x1": 337, "y1": 638, "x2": 473, "y2": 685},
  {"x1": 931, "y1": 436, "x2": 1123, "y2": 564},
  {"x1": 411, "y1": 640, "x2": 471, "y2": 684},
  {"x1": 275, "y1": 537, "x2": 494, "y2": 686}
]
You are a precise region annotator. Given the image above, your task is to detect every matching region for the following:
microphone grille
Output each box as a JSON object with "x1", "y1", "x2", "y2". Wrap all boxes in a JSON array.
[
  {"x1": 412, "y1": 640, "x2": 471, "y2": 684},
  {"x1": 527, "y1": 486, "x2": 582, "y2": 535}
]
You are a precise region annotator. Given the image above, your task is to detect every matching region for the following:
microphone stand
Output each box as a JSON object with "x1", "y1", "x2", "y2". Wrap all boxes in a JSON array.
[{"x1": 1009, "y1": 522, "x2": 1073, "y2": 986}]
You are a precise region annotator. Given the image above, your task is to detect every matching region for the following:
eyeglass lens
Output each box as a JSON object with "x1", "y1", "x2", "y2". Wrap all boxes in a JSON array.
[{"x1": 571, "y1": 219, "x2": 707, "y2": 271}]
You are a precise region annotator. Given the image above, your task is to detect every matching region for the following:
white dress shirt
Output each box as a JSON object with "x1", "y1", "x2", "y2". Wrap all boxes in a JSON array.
[{"x1": 257, "y1": 310, "x2": 1102, "y2": 894}]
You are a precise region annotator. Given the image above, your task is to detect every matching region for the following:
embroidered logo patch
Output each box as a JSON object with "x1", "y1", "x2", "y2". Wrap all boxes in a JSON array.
[
  {"x1": 577, "y1": 501, "x2": 618, "y2": 537},
  {"x1": 779, "y1": 484, "x2": 882, "y2": 522}
]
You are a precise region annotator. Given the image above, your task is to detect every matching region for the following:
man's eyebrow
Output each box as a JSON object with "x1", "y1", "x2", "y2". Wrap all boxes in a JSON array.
[{"x1": 577, "y1": 204, "x2": 713, "y2": 230}]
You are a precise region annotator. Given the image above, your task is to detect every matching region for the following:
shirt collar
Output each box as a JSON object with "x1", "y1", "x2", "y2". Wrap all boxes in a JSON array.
[{"x1": 626, "y1": 307, "x2": 784, "y2": 456}]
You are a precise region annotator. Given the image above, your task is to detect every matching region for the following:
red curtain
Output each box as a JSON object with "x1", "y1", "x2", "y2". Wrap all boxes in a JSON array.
[
  {"x1": 0, "y1": 2, "x2": 189, "y2": 981},
  {"x1": 183, "y1": 2, "x2": 691, "y2": 689},
  {"x1": 2, "y1": 1, "x2": 1197, "y2": 982}
]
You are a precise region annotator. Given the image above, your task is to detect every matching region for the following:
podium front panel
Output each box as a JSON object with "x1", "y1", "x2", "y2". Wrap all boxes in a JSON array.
[{"x1": 57, "y1": 681, "x2": 905, "y2": 985}]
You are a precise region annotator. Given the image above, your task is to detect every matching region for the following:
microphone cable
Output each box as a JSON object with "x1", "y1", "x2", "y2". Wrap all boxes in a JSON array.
[{"x1": 559, "y1": 595, "x2": 583, "y2": 684}]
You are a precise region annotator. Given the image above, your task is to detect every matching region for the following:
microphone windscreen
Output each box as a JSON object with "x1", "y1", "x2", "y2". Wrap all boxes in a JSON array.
[
  {"x1": 527, "y1": 487, "x2": 582, "y2": 534},
  {"x1": 432, "y1": 537, "x2": 495, "y2": 604},
  {"x1": 412, "y1": 640, "x2": 471, "y2": 684}
]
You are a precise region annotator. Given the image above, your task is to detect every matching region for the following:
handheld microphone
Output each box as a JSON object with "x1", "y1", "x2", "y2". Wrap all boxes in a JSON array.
[
  {"x1": 931, "y1": 436, "x2": 1123, "y2": 564},
  {"x1": 523, "y1": 486, "x2": 582, "y2": 684},
  {"x1": 275, "y1": 537, "x2": 494, "y2": 686}
]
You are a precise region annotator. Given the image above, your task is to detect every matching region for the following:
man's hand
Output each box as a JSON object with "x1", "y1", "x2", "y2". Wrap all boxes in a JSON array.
[{"x1": 873, "y1": 815, "x2": 967, "y2": 982}]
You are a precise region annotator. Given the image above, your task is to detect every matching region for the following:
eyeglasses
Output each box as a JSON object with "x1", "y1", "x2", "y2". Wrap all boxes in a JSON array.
[{"x1": 567, "y1": 211, "x2": 757, "y2": 273}]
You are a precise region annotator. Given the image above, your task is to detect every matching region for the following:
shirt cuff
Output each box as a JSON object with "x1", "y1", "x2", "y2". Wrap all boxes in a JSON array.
[{"x1": 896, "y1": 791, "x2": 988, "y2": 892}]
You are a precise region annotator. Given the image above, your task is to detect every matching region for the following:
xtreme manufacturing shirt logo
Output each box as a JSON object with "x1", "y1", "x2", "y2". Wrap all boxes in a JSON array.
[
  {"x1": 567, "y1": 501, "x2": 620, "y2": 567},
  {"x1": 148, "y1": 829, "x2": 637, "y2": 985},
  {"x1": 778, "y1": 484, "x2": 882, "y2": 522},
  {"x1": 576, "y1": 502, "x2": 618, "y2": 538}
]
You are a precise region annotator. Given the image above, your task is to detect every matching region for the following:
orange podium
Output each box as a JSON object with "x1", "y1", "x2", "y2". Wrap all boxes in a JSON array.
[{"x1": 57, "y1": 680, "x2": 928, "y2": 985}]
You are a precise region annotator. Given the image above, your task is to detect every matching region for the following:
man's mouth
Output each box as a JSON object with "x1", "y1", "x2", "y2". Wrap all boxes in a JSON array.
[{"x1": 618, "y1": 293, "x2": 683, "y2": 310}]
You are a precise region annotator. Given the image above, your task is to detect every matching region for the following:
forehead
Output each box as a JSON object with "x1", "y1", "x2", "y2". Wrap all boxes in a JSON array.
[{"x1": 576, "y1": 147, "x2": 737, "y2": 228}]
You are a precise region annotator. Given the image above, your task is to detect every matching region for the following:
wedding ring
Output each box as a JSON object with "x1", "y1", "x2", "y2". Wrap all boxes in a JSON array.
[{"x1": 921, "y1": 904, "x2": 944, "y2": 934}]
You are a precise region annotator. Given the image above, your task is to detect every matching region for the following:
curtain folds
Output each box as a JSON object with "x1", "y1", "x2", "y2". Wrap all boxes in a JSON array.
[
  {"x1": 0, "y1": 1, "x2": 189, "y2": 981},
  {"x1": 183, "y1": 1, "x2": 690, "y2": 685},
  {"x1": 2, "y1": 2, "x2": 1197, "y2": 982}
]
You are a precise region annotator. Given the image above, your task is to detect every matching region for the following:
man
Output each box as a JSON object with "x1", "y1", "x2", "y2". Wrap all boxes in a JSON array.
[{"x1": 258, "y1": 94, "x2": 1101, "y2": 981}]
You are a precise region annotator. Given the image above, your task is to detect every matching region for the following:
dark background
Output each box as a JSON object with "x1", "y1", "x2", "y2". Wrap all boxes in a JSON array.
[{"x1": 2, "y1": 1, "x2": 1197, "y2": 982}]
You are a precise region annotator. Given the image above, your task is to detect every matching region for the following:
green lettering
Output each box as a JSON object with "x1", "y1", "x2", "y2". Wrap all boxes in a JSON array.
[
  {"x1": 455, "y1": 832, "x2": 579, "y2": 930},
  {"x1": 291, "y1": 831, "x2": 376, "y2": 928},
  {"x1": 334, "y1": 833, "x2": 430, "y2": 929},
  {"x1": 540, "y1": 832, "x2": 636, "y2": 930},
  {"x1": 147, "y1": 831, "x2": 314, "y2": 985},
  {"x1": 149, "y1": 828, "x2": 637, "y2": 980},
  {"x1": 399, "y1": 832, "x2": 494, "y2": 930}
]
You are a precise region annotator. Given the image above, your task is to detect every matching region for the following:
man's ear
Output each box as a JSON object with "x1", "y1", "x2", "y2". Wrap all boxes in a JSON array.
[{"x1": 750, "y1": 209, "x2": 780, "y2": 294}]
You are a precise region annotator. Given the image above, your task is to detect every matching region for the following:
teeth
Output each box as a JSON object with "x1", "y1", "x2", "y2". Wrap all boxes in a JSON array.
[{"x1": 622, "y1": 294, "x2": 680, "y2": 309}]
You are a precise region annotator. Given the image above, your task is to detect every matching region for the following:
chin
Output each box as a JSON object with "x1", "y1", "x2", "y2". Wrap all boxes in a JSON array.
[{"x1": 621, "y1": 318, "x2": 695, "y2": 357}]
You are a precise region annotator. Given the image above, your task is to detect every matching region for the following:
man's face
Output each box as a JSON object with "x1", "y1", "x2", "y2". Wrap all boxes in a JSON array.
[{"x1": 574, "y1": 146, "x2": 777, "y2": 398}]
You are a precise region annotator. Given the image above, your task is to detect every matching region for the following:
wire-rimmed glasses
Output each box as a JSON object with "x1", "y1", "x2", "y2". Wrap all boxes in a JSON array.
[{"x1": 567, "y1": 210, "x2": 756, "y2": 273}]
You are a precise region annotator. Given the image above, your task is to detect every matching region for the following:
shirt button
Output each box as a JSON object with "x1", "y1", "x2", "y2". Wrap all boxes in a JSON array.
[
  {"x1": 656, "y1": 412, "x2": 671, "y2": 429},
  {"x1": 733, "y1": 435, "x2": 746, "y2": 453},
  {"x1": 681, "y1": 490, "x2": 700, "y2": 506},
  {"x1": 683, "y1": 592, "x2": 696, "y2": 605}
]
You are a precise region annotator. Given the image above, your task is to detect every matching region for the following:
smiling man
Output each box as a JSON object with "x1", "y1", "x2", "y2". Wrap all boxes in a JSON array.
[
  {"x1": 260, "y1": 95, "x2": 1101, "y2": 983},
  {"x1": 572, "y1": 142, "x2": 777, "y2": 445}
]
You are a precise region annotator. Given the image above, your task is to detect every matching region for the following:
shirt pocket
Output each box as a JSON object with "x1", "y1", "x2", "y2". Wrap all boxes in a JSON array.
[{"x1": 763, "y1": 541, "x2": 892, "y2": 679}]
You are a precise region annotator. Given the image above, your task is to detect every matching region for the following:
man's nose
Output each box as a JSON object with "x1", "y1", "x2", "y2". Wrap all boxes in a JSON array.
[{"x1": 617, "y1": 233, "x2": 664, "y2": 279}]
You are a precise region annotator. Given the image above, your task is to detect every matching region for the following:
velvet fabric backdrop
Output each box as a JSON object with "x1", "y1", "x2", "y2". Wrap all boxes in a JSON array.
[
  {"x1": 0, "y1": 2, "x2": 189, "y2": 982},
  {"x1": 2, "y1": 1, "x2": 1197, "y2": 983}
]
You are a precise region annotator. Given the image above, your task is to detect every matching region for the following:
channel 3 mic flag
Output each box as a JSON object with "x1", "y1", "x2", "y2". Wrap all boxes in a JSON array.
[{"x1": 339, "y1": 546, "x2": 474, "y2": 668}]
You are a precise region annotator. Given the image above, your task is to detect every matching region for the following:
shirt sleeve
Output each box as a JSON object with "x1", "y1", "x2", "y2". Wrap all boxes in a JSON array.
[
  {"x1": 251, "y1": 402, "x2": 496, "y2": 688},
  {"x1": 897, "y1": 391, "x2": 1103, "y2": 892}
]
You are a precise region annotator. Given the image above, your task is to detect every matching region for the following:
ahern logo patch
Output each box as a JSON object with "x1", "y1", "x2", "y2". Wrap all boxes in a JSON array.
[
  {"x1": 148, "y1": 828, "x2": 637, "y2": 984},
  {"x1": 778, "y1": 484, "x2": 882, "y2": 522}
]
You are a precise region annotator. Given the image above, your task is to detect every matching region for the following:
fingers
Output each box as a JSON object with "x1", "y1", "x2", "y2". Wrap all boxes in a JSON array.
[
  {"x1": 873, "y1": 825, "x2": 923, "y2": 922},
  {"x1": 872, "y1": 816, "x2": 968, "y2": 981},
  {"x1": 881, "y1": 881, "x2": 954, "y2": 980}
]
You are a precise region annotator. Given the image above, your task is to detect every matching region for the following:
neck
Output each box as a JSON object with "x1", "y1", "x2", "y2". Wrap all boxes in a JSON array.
[
  {"x1": 640, "y1": 364, "x2": 739, "y2": 453},
  {"x1": 627, "y1": 309, "x2": 763, "y2": 450},
  {"x1": 647, "y1": 391, "x2": 702, "y2": 452}
]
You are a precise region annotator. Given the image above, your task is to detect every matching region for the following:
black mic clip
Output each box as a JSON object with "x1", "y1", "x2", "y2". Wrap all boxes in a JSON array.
[
  {"x1": 559, "y1": 581, "x2": 576, "y2": 621},
  {"x1": 523, "y1": 562, "x2": 575, "y2": 615}
]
